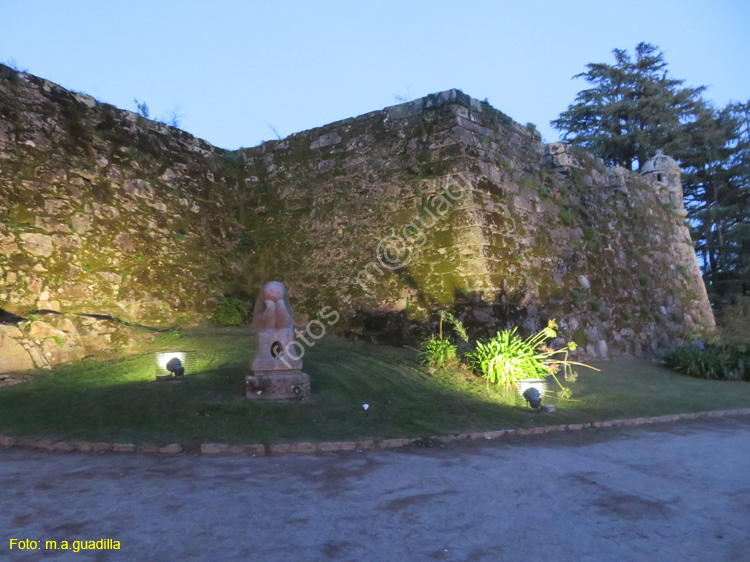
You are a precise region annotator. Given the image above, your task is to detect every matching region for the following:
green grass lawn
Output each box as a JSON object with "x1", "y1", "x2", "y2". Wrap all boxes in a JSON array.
[{"x1": 1, "y1": 326, "x2": 750, "y2": 446}]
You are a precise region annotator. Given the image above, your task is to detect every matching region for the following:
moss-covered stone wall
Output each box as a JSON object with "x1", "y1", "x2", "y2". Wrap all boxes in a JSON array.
[
  {"x1": 0, "y1": 64, "x2": 246, "y2": 326},
  {"x1": 0, "y1": 65, "x2": 714, "y2": 361},
  {"x1": 234, "y1": 89, "x2": 715, "y2": 356}
]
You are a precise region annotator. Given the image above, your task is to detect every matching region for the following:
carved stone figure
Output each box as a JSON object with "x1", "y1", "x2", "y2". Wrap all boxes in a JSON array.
[
  {"x1": 247, "y1": 281, "x2": 310, "y2": 400},
  {"x1": 253, "y1": 281, "x2": 292, "y2": 331}
]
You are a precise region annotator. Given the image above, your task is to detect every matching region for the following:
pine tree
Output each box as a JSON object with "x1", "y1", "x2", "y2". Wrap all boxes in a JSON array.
[
  {"x1": 553, "y1": 43, "x2": 749, "y2": 303},
  {"x1": 551, "y1": 42, "x2": 705, "y2": 170},
  {"x1": 679, "y1": 103, "x2": 742, "y2": 299}
]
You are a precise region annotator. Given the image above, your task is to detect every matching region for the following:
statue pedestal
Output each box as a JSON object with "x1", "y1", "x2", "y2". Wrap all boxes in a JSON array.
[
  {"x1": 247, "y1": 327, "x2": 310, "y2": 400},
  {"x1": 246, "y1": 372, "x2": 310, "y2": 400}
]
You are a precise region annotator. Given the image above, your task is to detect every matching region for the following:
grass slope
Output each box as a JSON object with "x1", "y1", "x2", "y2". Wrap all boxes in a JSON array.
[{"x1": 1, "y1": 327, "x2": 750, "y2": 446}]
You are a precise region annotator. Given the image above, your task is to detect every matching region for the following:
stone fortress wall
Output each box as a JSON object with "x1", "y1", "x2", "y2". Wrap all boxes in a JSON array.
[{"x1": 0, "y1": 64, "x2": 715, "y2": 371}]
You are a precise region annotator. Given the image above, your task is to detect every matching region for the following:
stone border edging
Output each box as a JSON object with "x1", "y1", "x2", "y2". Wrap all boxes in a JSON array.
[{"x1": 2, "y1": 408, "x2": 749, "y2": 456}]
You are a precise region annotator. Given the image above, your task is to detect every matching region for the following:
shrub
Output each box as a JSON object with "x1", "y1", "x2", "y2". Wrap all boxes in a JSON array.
[
  {"x1": 212, "y1": 297, "x2": 250, "y2": 326},
  {"x1": 559, "y1": 208, "x2": 574, "y2": 226},
  {"x1": 571, "y1": 287, "x2": 587, "y2": 307},
  {"x1": 418, "y1": 310, "x2": 467, "y2": 368},
  {"x1": 665, "y1": 344, "x2": 748, "y2": 381},
  {"x1": 134, "y1": 98, "x2": 150, "y2": 119},
  {"x1": 583, "y1": 226, "x2": 600, "y2": 250},
  {"x1": 419, "y1": 336, "x2": 457, "y2": 369},
  {"x1": 717, "y1": 297, "x2": 750, "y2": 346}
]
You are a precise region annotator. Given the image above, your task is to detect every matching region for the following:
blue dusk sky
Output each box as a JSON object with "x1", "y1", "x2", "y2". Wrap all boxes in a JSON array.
[{"x1": 1, "y1": 0, "x2": 748, "y2": 150}]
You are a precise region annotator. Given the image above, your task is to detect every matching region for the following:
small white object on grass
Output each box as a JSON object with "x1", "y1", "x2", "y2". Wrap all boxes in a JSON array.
[{"x1": 363, "y1": 404, "x2": 369, "y2": 411}]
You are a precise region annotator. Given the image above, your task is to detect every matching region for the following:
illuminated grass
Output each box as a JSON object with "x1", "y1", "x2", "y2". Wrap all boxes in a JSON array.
[{"x1": 1, "y1": 327, "x2": 750, "y2": 446}]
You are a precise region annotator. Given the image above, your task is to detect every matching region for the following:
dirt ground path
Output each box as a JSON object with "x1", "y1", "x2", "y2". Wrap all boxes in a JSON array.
[{"x1": 2, "y1": 416, "x2": 749, "y2": 561}]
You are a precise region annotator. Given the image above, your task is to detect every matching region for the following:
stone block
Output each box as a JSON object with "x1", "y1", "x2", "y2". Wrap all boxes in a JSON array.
[
  {"x1": 597, "y1": 340, "x2": 609, "y2": 360},
  {"x1": 28, "y1": 321, "x2": 64, "y2": 339},
  {"x1": 19, "y1": 233, "x2": 53, "y2": 257},
  {"x1": 0, "y1": 330, "x2": 34, "y2": 373},
  {"x1": 318, "y1": 441, "x2": 343, "y2": 452},
  {"x1": 268, "y1": 443, "x2": 292, "y2": 455},
  {"x1": 245, "y1": 444, "x2": 266, "y2": 456},
  {"x1": 379, "y1": 439, "x2": 408, "y2": 449},
  {"x1": 113, "y1": 443, "x2": 136, "y2": 453},
  {"x1": 70, "y1": 214, "x2": 92, "y2": 233},
  {"x1": 201, "y1": 443, "x2": 229, "y2": 455},
  {"x1": 36, "y1": 300, "x2": 61, "y2": 312},
  {"x1": 27, "y1": 346, "x2": 47, "y2": 368},
  {"x1": 290, "y1": 442, "x2": 318, "y2": 454},
  {"x1": 158, "y1": 443, "x2": 183, "y2": 454},
  {"x1": 310, "y1": 132, "x2": 341, "y2": 149},
  {"x1": 31, "y1": 439, "x2": 56, "y2": 451},
  {"x1": 480, "y1": 430, "x2": 503, "y2": 439}
]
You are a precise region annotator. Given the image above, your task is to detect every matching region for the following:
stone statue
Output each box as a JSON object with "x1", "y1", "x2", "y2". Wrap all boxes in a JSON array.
[{"x1": 247, "y1": 281, "x2": 310, "y2": 400}]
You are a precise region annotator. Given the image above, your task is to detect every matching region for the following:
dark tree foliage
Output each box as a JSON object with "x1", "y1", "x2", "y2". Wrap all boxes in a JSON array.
[
  {"x1": 680, "y1": 102, "x2": 750, "y2": 301},
  {"x1": 553, "y1": 42, "x2": 749, "y2": 303},
  {"x1": 551, "y1": 42, "x2": 705, "y2": 170}
]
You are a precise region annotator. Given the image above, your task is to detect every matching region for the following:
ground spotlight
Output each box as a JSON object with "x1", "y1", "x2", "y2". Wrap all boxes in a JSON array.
[
  {"x1": 155, "y1": 351, "x2": 192, "y2": 380},
  {"x1": 523, "y1": 387, "x2": 543, "y2": 409}
]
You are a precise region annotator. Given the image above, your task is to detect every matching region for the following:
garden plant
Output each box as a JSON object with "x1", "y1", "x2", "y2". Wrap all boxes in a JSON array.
[{"x1": 466, "y1": 320, "x2": 596, "y2": 396}]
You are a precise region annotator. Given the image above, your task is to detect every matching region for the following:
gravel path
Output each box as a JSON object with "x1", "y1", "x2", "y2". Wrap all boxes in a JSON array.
[{"x1": 2, "y1": 416, "x2": 749, "y2": 561}]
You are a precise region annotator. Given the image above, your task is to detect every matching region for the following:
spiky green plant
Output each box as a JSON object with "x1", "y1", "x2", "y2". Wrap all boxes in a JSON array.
[
  {"x1": 466, "y1": 320, "x2": 596, "y2": 394},
  {"x1": 419, "y1": 336, "x2": 458, "y2": 369},
  {"x1": 665, "y1": 344, "x2": 747, "y2": 380}
]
